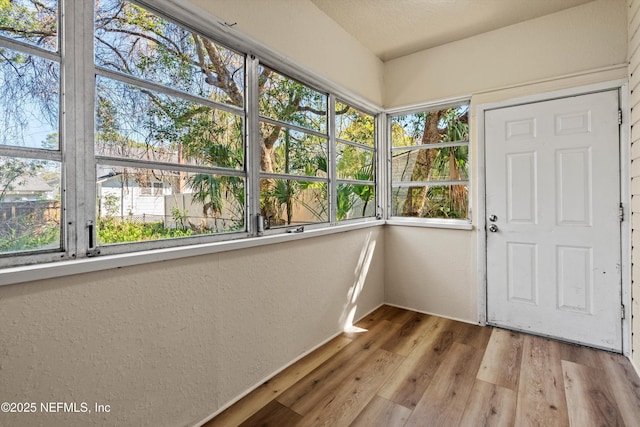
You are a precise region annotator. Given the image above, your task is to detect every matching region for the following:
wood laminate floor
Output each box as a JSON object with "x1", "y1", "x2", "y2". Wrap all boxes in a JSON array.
[{"x1": 204, "y1": 305, "x2": 640, "y2": 426}]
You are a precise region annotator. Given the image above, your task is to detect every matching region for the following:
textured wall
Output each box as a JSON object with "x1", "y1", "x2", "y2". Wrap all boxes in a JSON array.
[
  {"x1": 629, "y1": 0, "x2": 640, "y2": 370},
  {"x1": 384, "y1": 0, "x2": 628, "y2": 108},
  {"x1": 384, "y1": 226, "x2": 478, "y2": 322},
  {"x1": 0, "y1": 228, "x2": 385, "y2": 426}
]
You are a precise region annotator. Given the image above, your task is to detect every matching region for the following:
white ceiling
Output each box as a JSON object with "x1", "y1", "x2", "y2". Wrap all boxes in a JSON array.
[{"x1": 310, "y1": 0, "x2": 596, "y2": 61}]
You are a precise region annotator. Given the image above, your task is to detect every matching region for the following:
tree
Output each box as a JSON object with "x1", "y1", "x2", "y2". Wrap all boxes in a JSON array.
[{"x1": 392, "y1": 106, "x2": 469, "y2": 219}]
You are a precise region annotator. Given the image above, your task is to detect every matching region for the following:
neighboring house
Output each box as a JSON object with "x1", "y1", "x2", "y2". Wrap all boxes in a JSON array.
[
  {"x1": 96, "y1": 170, "x2": 171, "y2": 222},
  {"x1": 1, "y1": 175, "x2": 54, "y2": 202}
]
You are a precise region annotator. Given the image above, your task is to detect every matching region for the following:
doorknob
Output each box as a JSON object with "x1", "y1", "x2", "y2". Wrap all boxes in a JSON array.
[
  {"x1": 489, "y1": 224, "x2": 498, "y2": 232},
  {"x1": 489, "y1": 214, "x2": 498, "y2": 222}
]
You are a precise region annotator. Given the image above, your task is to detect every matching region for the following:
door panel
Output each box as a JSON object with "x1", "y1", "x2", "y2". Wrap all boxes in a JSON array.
[{"x1": 485, "y1": 90, "x2": 621, "y2": 352}]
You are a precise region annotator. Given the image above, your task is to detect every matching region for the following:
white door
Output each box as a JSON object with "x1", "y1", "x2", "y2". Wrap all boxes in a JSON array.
[{"x1": 485, "y1": 90, "x2": 622, "y2": 352}]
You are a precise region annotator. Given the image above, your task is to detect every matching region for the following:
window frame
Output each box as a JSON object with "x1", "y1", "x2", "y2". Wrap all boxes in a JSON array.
[
  {"x1": 386, "y1": 98, "x2": 472, "y2": 229},
  {"x1": 0, "y1": 0, "x2": 68, "y2": 267},
  {"x1": 333, "y1": 99, "x2": 378, "y2": 223},
  {"x1": 0, "y1": 0, "x2": 383, "y2": 274}
]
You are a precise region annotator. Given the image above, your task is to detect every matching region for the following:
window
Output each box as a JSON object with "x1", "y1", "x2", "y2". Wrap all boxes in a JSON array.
[
  {"x1": 258, "y1": 67, "x2": 328, "y2": 227},
  {"x1": 335, "y1": 101, "x2": 376, "y2": 221},
  {"x1": 389, "y1": 103, "x2": 470, "y2": 221},
  {"x1": 0, "y1": 1, "x2": 62, "y2": 257},
  {"x1": 94, "y1": 0, "x2": 246, "y2": 246},
  {"x1": 0, "y1": 0, "x2": 379, "y2": 269}
]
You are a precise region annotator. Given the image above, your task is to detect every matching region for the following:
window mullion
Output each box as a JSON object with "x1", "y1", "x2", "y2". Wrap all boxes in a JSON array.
[
  {"x1": 65, "y1": 0, "x2": 96, "y2": 259},
  {"x1": 384, "y1": 114, "x2": 392, "y2": 219},
  {"x1": 328, "y1": 95, "x2": 337, "y2": 225},
  {"x1": 246, "y1": 55, "x2": 261, "y2": 235}
]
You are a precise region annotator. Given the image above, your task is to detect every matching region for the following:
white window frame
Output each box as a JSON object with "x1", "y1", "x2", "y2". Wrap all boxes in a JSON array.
[
  {"x1": 386, "y1": 98, "x2": 472, "y2": 230},
  {"x1": 0, "y1": 0, "x2": 383, "y2": 280}
]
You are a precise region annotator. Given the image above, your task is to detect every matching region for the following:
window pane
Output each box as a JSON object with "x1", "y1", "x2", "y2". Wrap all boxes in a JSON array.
[
  {"x1": 391, "y1": 146, "x2": 468, "y2": 182},
  {"x1": 97, "y1": 165, "x2": 245, "y2": 244},
  {"x1": 95, "y1": 0, "x2": 244, "y2": 107},
  {"x1": 337, "y1": 143, "x2": 374, "y2": 181},
  {"x1": 259, "y1": 122, "x2": 327, "y2": 177},
  {"x1": 0, "y1": 47, "x2": 59, "y2": 149},
  {"x1": 337, "y1": 184, "x2": 375, "y2": 221},
  {"x1": 0, "y1": 157, "x2": 61, "y2": 254},
  {"x1": 96, "y1": 76, "x2": 244, "y2": 170},
  {"x1": 391, "y1": 184, "x2": 468, "y2": 219},
  {"x1": 391, "y1": 105, "x2": 469, "y2": 147},
  {"x1": 260, "y1": 179, "x2": 327, "y2": 227},
  {"x1": 336, "y1": 101, "x2": 374, "y2": 147},
  {"x1": 258, "y1": 66, "x2": 327, "y2": 133},
  {"x1": 0, "y1": 0, "x2": 58, "y2": 51}
]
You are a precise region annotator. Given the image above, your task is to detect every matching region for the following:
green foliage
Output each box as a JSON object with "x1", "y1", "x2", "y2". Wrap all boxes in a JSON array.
[
  {"x1": 97, "y1": 216, "x2": 193, "y2": 244},
  {"x1": 0, "y1": 219, "x2": 59, "y2": 252}
]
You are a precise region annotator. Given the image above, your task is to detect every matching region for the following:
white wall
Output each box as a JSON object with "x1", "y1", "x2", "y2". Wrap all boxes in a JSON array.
[
  {"x1": 0, "y1": 228, "x2": 385, "y2": 426},
  {"x1": 188, "y1": 0, "x2": 384, "y2": 106},
  {"x1": 384, "y1": 0, "x2": 627, "y2": 108},
  {"x1": 384, "y1": 0, "x2": 628, "y2": 323}
]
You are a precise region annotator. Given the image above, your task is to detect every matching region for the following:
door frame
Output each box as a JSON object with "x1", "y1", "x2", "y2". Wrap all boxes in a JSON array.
[{"x1": 476, "y1": 80, "x2": 631, "y2": 355}]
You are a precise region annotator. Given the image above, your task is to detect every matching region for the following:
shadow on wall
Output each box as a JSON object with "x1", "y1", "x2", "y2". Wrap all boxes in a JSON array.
[{"x1": 339, "y1": 231, "x2": 376, "y2": 333}]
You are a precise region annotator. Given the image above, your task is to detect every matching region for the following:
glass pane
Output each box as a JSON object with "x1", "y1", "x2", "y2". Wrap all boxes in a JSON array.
[
  {"x1": 97, "y1": 165, "x2": 245, "y2": 244},
  {"x1": 0, "y1": 47, "x2": 59, "y2": 149},
  {"x1": 336, "y1": 101, "x2": 374, "y2": 147},
  {"x1": 260, "y1": 178, "x2": 327, "y2": 227},
  {"x1": 96, "y1": 76, "x2": 244, "y2": 170},
  {"x1": 391, "y1": 104, "x2": 469, "y2": 147},
  {"x1": 391, "y1": 185, "x2": 468, "y2": 219},
  {"x1": 337, "y1": 184, "x2": 375, "y2": 221},
  {"x1": 391, "y1": 146, "x2": 468, "y2": 182},
  {"x1": 337, "y1": 143, "x2": 374, "y2": 181},
  {"x1": 95, "y1": 0, "x2": 244, "y2": 107},
  {"x1": 258, "y1": 66, "x2": 327, "y2": 133},
  {"x1": 0, "y1": 157, "x2": 61, "y2": 254},
  {"x1": 259, "y1": 122, "x2": 327, "y2": 177},
  {"x1": 0, "y1": 0, "x2": 58, "y2": 51}
]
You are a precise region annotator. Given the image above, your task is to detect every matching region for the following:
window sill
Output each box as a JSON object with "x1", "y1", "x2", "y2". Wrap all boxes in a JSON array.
[
  {"x1": 385, "y1": 218, "x2": 474, "y2": 231},
  {"x1": 0, "y1": 219, "x2": 385, "y2": 287}
]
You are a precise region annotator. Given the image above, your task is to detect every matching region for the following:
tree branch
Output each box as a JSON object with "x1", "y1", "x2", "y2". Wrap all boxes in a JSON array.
[{"x1": 199, "y1": 35, "x2": 244, "y2": 107}]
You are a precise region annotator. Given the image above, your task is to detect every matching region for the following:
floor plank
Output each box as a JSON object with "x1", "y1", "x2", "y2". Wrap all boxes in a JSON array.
[
  {"x1": 276, "y1": 320, "x2": 400, "y2": 415},
  {"x1": 404, "y1": 342, "x2": 484, "y2": 427},
  {"x1": 204, "y1": 335, "x2": 351, "y2": 426},
  {"x1": 562, "y1": 360, "x2": 624, "y2": 426},
  {"x1": 377, "y1": 316, "x2": 461, "y2": 409},
  {"x1": 238, "y1": 400, "x2": 302, "y2": 427},
  {"x1": 355, "y1": 305, "x2": 414, "y2": 329},
  {"x1": 598, "y1": 351, "x2": 640, "y2": 426},
  {"x1": 477, "y1": 328, "x2": 523, "y2": 391},
  {"x1": 349, "y1": 396, "x2": 412, "y2": 427},
  {"x1": 459, "y1": 380, "x2": 517, "y2": 427},
  {"x1": 455, "y1": 321, "x2": 493, "y2": 350},
  {"x1": 514, "y1": 335, "x2": 569, "y2": 426},
  {"x1": 380, "y1": 311, "x2": 432, "y2": 356},
  {"x1": 295, "y1": 349, "x2": 404, "y2": 427},
  {"x1": 558, "y1": 340, "x2": 603, "y2": 370}
]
